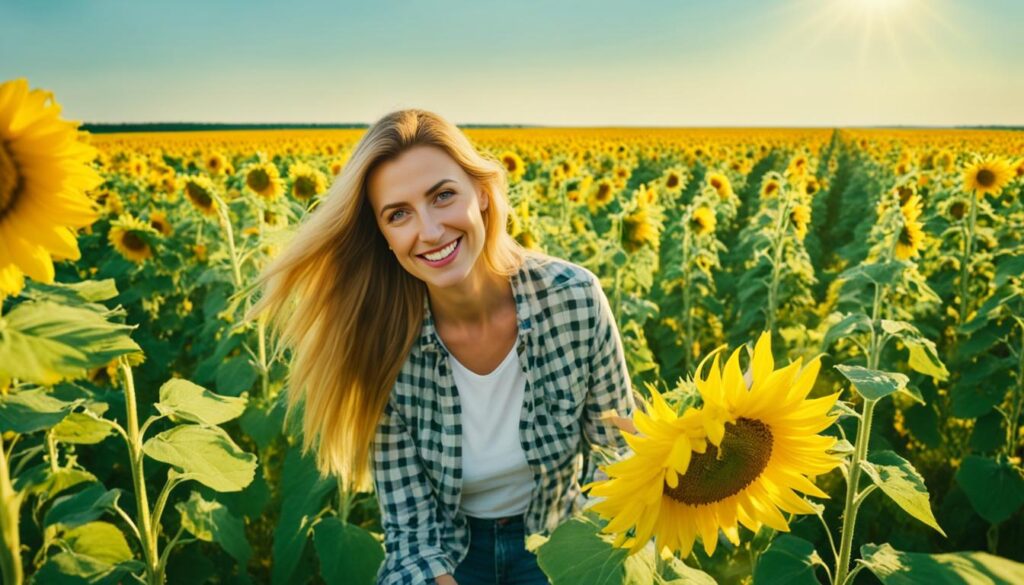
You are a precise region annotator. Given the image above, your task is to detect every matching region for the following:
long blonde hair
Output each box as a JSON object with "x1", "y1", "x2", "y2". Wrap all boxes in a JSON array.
[{"x1": 244, "y1": 109, "x2": 526, "y2": 492}]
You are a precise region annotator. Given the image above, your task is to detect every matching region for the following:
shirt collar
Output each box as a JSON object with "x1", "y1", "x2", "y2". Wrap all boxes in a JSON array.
[{"x1": 419, "y1": 257, "x2": 535, "y2": 355}]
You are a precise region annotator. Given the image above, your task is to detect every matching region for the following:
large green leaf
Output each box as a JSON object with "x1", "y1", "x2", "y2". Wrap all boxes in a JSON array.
[
  {"x1": 838, "y1": 261, "x2": 906, "y2": 287},
  {"x1": 32, "y1": 553, "x2": 143, "y2": 585},
  {"x1": 44, "y1": 483, "x2": 122, "y2": 529},
  {"x1": 753, "y1": 535, "x2": 823, "y2": 585},
  {"x1": 51, "y1": 411, "x2": 116, "y2": 444},
  {"x1": 15, "y1": 464, "x2": 97, "y2": 502},
  {"x1": 861, "y1": 450, "x2": 945, "y2": 535},
  {"x1": 860, "y1": 543, "x2": 1024, "y2": 584},
  {"x1": 822, "y1": 312, "x2": 871, "y2": 350},
  {"x1": 313, "y1": 517, "x2": 385, "y2": 585},
  {"x1": 142, "y1": 425, "x2": 257, "y2": 492},
  {"x1": 955, "y1": 455, "x2": 1024, "y2": 525},
  {"x1": 155, "y1": 378, "x2": 248, "y2": 425},
  {"x1": 59, "y1": 521, "x2": 133, "y2": 565},
  {"x1": 176, "y1": 490, "x2": 252, "y2": 565},
  {"x1": 535, "y1": 512, "x2": 655, "y2": 585},
  {"x1": 880, "y1": 319, "x2": 950, "y2": 382},
  {"x1": 834, "y1": 365, "x2": 912, "y2": 402},
  {"x1": 272, "y1": 444, "x2": 337, "y2": 585},
  {"x1": 22, "y1": 278, "x2": 120, "y2": 305},
  {"x1": 0, "y1": 300, "x2": 142, "y2": 385},
  {"x1": 658, "y1": 556, "x2": 718, "y2": 584},
  {"x1": 0, "y1": 389, "x2": 81, "y2": 433}
]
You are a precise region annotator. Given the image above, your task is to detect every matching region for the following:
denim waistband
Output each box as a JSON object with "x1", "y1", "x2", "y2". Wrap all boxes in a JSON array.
[{"x1": 465, "y1": 513, "x2": 526, "y2": 528}]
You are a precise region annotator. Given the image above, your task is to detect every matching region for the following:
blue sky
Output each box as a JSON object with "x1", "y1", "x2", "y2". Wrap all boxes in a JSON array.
[{"x1": 2, "y1": 0, "x2": 1022, "y2": 125}]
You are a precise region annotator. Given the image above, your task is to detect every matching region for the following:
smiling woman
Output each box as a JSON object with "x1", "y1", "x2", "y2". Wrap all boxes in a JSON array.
[{"x1": 245, "y1": 109, "x2": 635, "y2": 585}]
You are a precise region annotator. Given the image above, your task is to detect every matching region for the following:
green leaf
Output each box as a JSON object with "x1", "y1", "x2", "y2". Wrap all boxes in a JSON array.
[
  {"x1": 33, "y1": 552, "x2": 144, "y2": 585},
  {"x1": 15, "y1": 464, "x2": 96, "y2": 502},
  {"x1": 176, "y1": 490, "x2": 252, "y2": 565},
  {"x1": 0, "y1": 389, "x2": 81, "y2": 433},
  {"x1": 834, "y1": 365, "x2": 910, "y2": 401},
  {"x1": 60, "y1": 521, "x2": 134, "y2": 565},
  {"x1": 839, "y1": 261, "x2": 906, "y2": 287},
  {"x1": 861, "y1": 450, "x2": 945, "y2": 535},
  {"x1": 216, "y1": 355, "x2": 258, "y2": 397},
  {"x1": 880, "y1": 319, "x2": 949, "y2": 382},
  {"x1": 903, "y1": 405, "x2": 941, "y2": 448},
  {"x1": 822, "y1": 312, "x2": 871, "y2": 350},
  {"x1": 0, "y1": 300, "x2": 142, "y2": 385},
  {"x1": 969, "y1": 411, "x2": 1005, "y2": 453},
  {"x1": 44, "y1": 483, "x2": 122, "y2": 529},
  {"x1": 23, "y1": 278, "x2": 120, "y2": 304},
  {"x1": 312, "y1": 517, "x2": 385, "y2": 585},
  {"x1": 142, "y1": 425, "x2": 257, "y2": 492},
  {"x1": 535, "y1": 512, "x2": 651, "y2": 585},
  {"x1": 155, "y1": 378, "x2": 248, "y2": 425},
  {"x1": 860, "y1": 542, "x2": 1024, "y2": 584},
  {"x1": 954, "y1": 455, "x2": 1024, "y2": 525},
  {"x1": 51, "y1": 411, "x2": 116, "y2": 444},
  {"x1": 658, "y1": 556, "x2": 718, "y2": 584},
  {"x1": 753, "y1": 535, "x2": 823, "y2": 585},
  {"x1": 272, "y1": 444, "x2": 337, "y2": 585},
  {"x1": 994, "y1": 253, "x2": 1024, "y2": 287}
]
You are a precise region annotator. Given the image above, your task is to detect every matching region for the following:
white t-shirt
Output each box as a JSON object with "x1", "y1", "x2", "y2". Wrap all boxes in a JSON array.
[{"x1": 443, "y1": 340, "x2": 535, "y2": 518}]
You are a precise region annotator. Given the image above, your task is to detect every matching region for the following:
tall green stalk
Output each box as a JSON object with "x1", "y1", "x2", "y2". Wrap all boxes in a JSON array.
[
  {"x1": 957, "y1": 193, "x2": 979, "y2": 325},
  {"x1": 0, "y1": 432, "x2": 23, "y2": 585}
]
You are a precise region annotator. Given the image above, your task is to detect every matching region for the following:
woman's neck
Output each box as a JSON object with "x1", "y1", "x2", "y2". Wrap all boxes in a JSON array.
[{"x1": 426, "y1": 266, "x2": 514, "y2": 333}]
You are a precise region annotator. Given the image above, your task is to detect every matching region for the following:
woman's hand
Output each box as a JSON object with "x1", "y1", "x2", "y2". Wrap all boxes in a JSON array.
[
  {"x1": 601, "y1": 411, "x2": 638, "y2": 435},
  {"x1": 435, "y1": 573, "x2": 458, "y2": 585}
]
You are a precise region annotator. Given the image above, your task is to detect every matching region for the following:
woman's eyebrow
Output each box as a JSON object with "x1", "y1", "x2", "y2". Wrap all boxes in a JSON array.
[{"x1": 379, "y1": 178, "x2": 457, "y2": 217}]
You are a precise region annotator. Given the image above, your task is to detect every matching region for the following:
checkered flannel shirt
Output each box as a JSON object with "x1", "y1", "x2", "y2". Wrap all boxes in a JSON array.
[{"x1": 372, "y1": 252, "x2": 636, "y2": 585}]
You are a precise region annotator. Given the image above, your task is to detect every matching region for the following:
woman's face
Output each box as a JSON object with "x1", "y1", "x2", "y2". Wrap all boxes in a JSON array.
[{"x1": 367, "y1": 144, "x2": 490, "y2": 288}]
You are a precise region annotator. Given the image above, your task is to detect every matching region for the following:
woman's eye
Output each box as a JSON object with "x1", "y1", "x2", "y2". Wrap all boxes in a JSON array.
[
  {"x1": 437, "y1": 190, "x2": 455, "y2": 201},
  {"x1": 388, "y1": 209, "x2": 406, "y2": 222}
]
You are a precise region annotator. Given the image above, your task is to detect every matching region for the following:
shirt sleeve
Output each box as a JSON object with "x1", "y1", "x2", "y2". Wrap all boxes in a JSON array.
[
  {"x1": 581, "y1": 273, "x2": 636, "y2": 475},
  {"x1": 373, "y1": 396, "x2": 456, "y2": 585}
]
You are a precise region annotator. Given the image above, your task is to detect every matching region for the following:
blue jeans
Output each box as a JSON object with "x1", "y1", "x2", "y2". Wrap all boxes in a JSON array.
[{"x1": 452, "y1": 514, "x2": 550, "y2": 585}]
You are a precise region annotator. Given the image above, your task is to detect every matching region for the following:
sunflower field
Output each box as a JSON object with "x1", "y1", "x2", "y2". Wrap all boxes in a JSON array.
[{"x1": 2, "y1": 78, "x2": 1024, "y2": 585}]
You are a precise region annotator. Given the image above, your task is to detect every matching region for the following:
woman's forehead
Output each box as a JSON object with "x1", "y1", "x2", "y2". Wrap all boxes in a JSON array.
[{"x1": 368, "y1": 146, "x2": 466, "y2": 203}]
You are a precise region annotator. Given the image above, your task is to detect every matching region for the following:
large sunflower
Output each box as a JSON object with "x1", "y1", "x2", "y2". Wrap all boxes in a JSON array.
[
  {"x1": 705, "y1": 172, "x2": 733, "y2": 200},
  {"x1": 689, "y1": 206, "x2": 716, "y2": 236},
  {"x1": 499, "y1": 150, "x2": 525, "y2": 182},
  {"x1": 287, "y1": 161, "x2": 327, "y2": 200},
  {"x1": 0, "y1": 78, "x2": 101, "y2": 297},
  {"x1": 108, "y1": 214, "x2": 156, "y2": 264},
  {"x1": 963, "y1": 157, "x2": 1013, "y2": 199},
  {"x1": 585, "y1": 332, "x2": 841, "y2": 558}
]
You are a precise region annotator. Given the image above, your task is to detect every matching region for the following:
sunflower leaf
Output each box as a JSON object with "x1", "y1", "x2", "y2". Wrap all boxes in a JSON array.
[
  {"x1": 859, "y1": 543, "x2": 1024, "y2": 584},
  {"x1": 954, "y1": 455, "x2": 1024, "y2": 525},
  {"x1": 753, "y1": 535, "x2": 824, "y2": 585},
  {"x1": 176, "y1": 490, "x2": 253, "y2": 565},
  {"x1": 0, "y1": 300, "x2": 143, "y2": 385},
  {"x1": 141, "y1": 424, "x2": 257, "y2": 492},
  {"x1": 834, "y1": 365, "x2": 910, "y2": 402},
  {"x1": 880, "y1": 319, "x2": 949, "y2": 383},
  {"x1": 312, "y1": 516, "x2": 384, "y2": 585},
  {"x1": 861, "y1": 451, "x2": 945, "y2": 535},
  {"x1": 0, "y1": 389, "x2": 82, "y2": 433},
  {"x1": 155, "y1": 378, "x2": 248, "y2": 425}
]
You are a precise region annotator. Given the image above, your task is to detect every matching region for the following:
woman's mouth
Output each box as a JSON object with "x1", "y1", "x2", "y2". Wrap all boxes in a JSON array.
[{"x1": 417, "y1": 236, "x2": 462, "y2": 267}]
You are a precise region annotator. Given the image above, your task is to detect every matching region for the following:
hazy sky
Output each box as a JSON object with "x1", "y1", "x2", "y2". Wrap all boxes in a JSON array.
[{"x1": 2, "y1": 0, "x2": 1022, "y2": 126}]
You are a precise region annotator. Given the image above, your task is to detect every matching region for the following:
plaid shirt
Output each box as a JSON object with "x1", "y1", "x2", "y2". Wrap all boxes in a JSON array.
[{"x1": 372, "y1": 252, "x2": 636, "y2": 585}]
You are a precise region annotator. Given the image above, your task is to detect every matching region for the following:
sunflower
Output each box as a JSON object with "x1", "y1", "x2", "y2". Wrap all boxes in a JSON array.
[
  {"x1": 789, "y1": 204, "x2": 811, "y2": 241},
  {"x1": 705, "y1": 172, "x2": 733, "y2": 200},
  {"x1": 661, "y1": 168, "x2": 686, "y2": 196},
  {"x1": 588, "y1": 178, "x2": 615, "y2": 214},
  {"x1": 108, "y1": 214, "x2": 156, "y2": 264},
  {"x1": 585, "y1": 332, "x2": 841, "y2": 557},
  {"x1": 895, "y1": 195, "x2": 925, "y2": 260},
  {"x1": 760, "y1": 175, "x2": 781, "y2": 200},
  {"x1": 689, "y1": 206, "x2": 716, "y2": 236},
  {"x1": 244, "y1": 161, "x2": 285, "y2": 200},
  {"x1": 634, "y1": 183, "x2": 657, "y2": 208},
  {"x1": 204, "y1": 152, "x2": 228, "y2": 176},
  {"x1": 288, "y1": 161, "x2": 327, "y2": 200},
  {"x1": 963, "y1": 157, "x2": 1013, "y2": 199},
  {"x1": 148, "y1": 210, "x2": 173, "y2": 236},
  {"x1": 182, "y1": 175, "x2": 219, "y2": 217},
  {"x1": 786, "y1": 154, "x2": 809, "y2": 177},
  {"x1": 0, "y1": 78, "x2": 102, "y2": 297},
  {"x1": 622, "y1": 205, "x2": 663, "y2": 253}
]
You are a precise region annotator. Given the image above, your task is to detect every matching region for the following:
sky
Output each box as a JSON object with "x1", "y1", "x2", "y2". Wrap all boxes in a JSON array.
[{"x1": 2, "y1": 0, "x2": 1022, "y2": 126}]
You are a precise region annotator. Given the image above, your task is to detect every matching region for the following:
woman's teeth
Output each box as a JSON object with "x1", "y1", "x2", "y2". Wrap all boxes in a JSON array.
[{"x1": 422, "y1": 238, "x2": 459, "y2": 261}]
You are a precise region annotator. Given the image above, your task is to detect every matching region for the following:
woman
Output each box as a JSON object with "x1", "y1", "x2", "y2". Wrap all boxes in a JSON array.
[{"x1": 248, "y1": 110, "x2": 635, "y2": 585}]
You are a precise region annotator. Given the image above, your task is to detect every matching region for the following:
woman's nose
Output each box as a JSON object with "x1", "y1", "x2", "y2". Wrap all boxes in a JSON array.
[{"x1": 418, "y1": 215, "x2": 445, "y2": 242}]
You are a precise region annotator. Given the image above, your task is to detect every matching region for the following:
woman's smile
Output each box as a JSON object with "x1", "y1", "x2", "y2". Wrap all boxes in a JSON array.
[{"x1": 418, "y1": 235, "x2": 462, "y2": 267}]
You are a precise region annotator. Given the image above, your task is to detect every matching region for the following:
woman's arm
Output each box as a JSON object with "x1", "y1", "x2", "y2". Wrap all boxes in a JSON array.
[
  {"x1": 582, "y1": 274, "x2": 637, "y2": 457},
  {"x1": 435, "y1": 574, "x2": 458, "y2": 585},
  {"x1": 374, "y1": 397, "x2": 456, "y2": 585}
]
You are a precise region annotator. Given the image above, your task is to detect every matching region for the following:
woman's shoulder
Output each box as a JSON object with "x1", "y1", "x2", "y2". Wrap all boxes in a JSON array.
[{"x1": 519, "y1": 251, "x2": 600, "y2": 294}]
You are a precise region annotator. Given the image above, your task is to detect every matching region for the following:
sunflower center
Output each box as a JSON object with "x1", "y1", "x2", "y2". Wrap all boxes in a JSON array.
[
  {"x1": 664, "y1": 417, "x2": 773, "y2": 505},
  {"x1": 294, "y1": 176, "x2": 315, "y2": 198},
  {"x1": 122, "y1": 231, "x2": 148, "y2": 252},
  {"x1": 247, "y1": 168, "x2": 270, "y2": 192},
  {"x1": 976, "y1": 169, "x2": 995, "y2": 188},
  {"x1": 0, "y1": 139, "x2": 22, "y2": 221},
  {"x1": 898, "y1": 226, "x2": 913, "y2": 246},
  {"x1": 186, "y1": 183, "x2": 213, "y2": 209},
  {"x1": 667, "y1": 175, "x2": 679, "y2": 189}
]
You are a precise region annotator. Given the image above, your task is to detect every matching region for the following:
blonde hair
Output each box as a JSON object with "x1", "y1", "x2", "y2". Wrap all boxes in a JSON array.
[{"x1": 244, "y1": 109, "x2": 527, "y2": 492}]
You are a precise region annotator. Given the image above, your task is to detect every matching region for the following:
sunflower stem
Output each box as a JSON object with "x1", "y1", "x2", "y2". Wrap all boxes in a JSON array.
[
  {"x1": 765, "y1": 189, "x2": 792, "y2": 336},
  {"x1": 119, "y1": 357, "x2": 163, "y2": 584},
  {"x1": 0, "y1": 432, "x2": 24, "y2": 585},
  {"x1": 957, "y1": 192, "x2": 978, "y2": 326},
  {"x1": 834, "y1": 396, "x2": 877, "y2": 585},
  {"x1": 681, "y1": 223, "x2": 694, "y2": 374}
]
